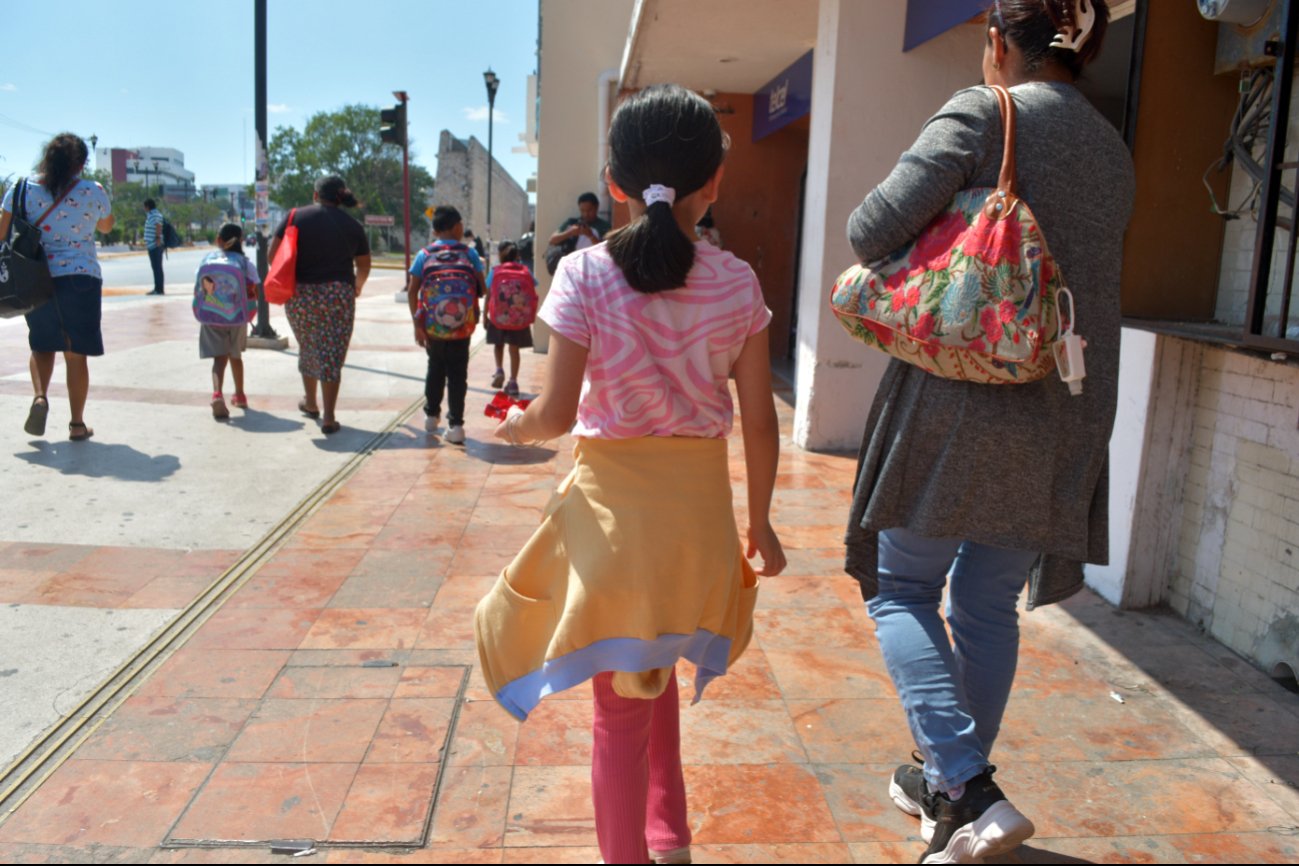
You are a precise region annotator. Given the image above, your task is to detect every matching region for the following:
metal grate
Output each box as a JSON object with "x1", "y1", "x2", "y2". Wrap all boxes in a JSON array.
[{"x1": 1245, "y1": 0, "x2": 1299, "y2": 355}]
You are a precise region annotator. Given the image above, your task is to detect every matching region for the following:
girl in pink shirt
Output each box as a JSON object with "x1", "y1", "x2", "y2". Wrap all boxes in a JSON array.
[{"x1": 477, "y1": 84, "x2": 785, "y2": 865}]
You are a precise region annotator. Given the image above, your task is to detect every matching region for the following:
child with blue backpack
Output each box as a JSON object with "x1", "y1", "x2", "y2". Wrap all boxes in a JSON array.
[
  {"x1": 407, "y1": 205, "x2": 485, "y2": 444},
  {"x1": 194, "y1": 223, "x2": 260, "y2": 420}
]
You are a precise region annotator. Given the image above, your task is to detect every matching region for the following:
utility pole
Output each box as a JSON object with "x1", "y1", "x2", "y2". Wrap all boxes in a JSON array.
[{"x1": 250, "y1": 0, "x2": 283, "y2": 346}]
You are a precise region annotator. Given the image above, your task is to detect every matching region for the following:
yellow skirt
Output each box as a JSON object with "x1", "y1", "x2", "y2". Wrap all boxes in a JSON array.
[{"x1": 474, "y1": 436, "x2": 759, "y2": 720}]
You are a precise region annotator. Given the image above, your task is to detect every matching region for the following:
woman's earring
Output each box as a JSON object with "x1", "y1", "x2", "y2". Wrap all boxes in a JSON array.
[{"x1": 993, "y1": 62, "x2": 1002, "y2": 70}]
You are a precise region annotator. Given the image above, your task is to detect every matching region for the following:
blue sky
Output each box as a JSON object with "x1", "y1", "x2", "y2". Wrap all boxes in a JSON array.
[{"x1": 0, "y1": 0, "x2": 539, "y2": 195}]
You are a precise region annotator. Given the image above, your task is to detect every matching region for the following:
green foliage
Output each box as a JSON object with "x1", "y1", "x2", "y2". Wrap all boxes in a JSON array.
[{"x1": 268, "y1": 103, "x2": 434, "y2": 249}]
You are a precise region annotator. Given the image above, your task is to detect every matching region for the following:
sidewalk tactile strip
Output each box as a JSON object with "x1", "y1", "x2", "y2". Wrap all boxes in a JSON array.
[{"x1": 163, "y1": 664, "x2": 469, "y2": 849}]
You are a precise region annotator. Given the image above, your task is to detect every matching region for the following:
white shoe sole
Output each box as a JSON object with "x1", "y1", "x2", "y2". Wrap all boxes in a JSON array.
[
  {"x1": 445, "y1": 428, "x2": 466, "y2": 445},
  {"x1": 922, "y1": 800, "x2": 1035, "y2": 864},
  {"x1": 889, "y1": 777, "x2": 936, "y2": 843}
]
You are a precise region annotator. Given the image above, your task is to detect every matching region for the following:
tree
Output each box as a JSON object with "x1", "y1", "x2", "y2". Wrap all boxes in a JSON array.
[{"x1": 268, "y1": 103, "x2": 434, "y2": 250}]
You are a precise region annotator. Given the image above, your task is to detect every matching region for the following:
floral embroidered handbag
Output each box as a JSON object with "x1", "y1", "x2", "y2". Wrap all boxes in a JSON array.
[{"x1": 830, "y1": 85, "x2": 1068, "y2": 385}]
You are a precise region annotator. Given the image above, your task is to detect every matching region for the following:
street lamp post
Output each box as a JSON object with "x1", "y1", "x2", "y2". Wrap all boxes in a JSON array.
[{"x1": 483, "y1": 69, "x2": 499, "y2": 263}]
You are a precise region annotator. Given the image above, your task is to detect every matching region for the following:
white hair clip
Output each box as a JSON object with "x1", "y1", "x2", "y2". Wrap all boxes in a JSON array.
[
  {"x1": 1050, "y1": 0, "x2": 1095, "y2": 52},
  {"x1": 642, "y1": 184, "x2": 676, "y2": 207}
]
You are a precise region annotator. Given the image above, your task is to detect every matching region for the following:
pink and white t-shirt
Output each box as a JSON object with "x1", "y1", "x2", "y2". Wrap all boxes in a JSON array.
[{"x1": 539, "y1": 241, "x2": 772, "y2": 440}]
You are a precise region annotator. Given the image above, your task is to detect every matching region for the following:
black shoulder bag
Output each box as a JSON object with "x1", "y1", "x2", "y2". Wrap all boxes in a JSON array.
[{"x1": 0, "y1": 179, "x2": 69, "y2": 318}]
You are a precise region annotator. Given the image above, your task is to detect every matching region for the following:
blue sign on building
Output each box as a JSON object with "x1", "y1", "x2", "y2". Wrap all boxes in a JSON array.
[
  {"x1": 753, "y1": 50, "x2": 814, "y2": 143},
  {"x1": 904, "y1": 0, "x2": 990, "y2": 52}
]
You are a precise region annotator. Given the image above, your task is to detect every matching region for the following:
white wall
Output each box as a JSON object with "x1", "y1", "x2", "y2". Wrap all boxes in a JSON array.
[
  {"x1": 794, "y1": 0, "x2": 985, "y2": 450},
  {"x1": 1085, "y1": 329, "x2": 1159, "y2": 605},
  {"x1": 534, "y1": 0, "x2": 635, "y2": 353}
]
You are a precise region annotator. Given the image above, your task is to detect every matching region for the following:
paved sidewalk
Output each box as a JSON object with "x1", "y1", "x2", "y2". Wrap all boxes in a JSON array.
[{"x1": 1, "y1": 342, "x2": 1298, "y2": 863}]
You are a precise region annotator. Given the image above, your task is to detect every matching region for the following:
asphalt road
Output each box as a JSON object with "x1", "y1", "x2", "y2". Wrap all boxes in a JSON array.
[{"x1": 98, "y1": 247, "x2": 225, "y2": 293}]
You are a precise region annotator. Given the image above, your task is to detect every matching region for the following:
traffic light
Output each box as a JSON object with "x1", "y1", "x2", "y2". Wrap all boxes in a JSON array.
[{"x1": 380, "y1": 102, "x2": 406, "y2": 147}]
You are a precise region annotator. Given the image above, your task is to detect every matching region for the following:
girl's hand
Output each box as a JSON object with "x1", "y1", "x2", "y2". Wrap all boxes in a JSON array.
[
  {"x1": 413, "y1": 322, "x2": 427, "y2": 347},
  {"x1": 746, "y1": 521, "x2": 786, "y2": 577}
]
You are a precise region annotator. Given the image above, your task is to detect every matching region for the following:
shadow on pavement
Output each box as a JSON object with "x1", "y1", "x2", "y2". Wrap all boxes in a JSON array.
[
  {"x1": 988, "y1": 846, "x2": 1091, "y2": 864},
  {"x1": 227, "y1": 409, "x2": 307, "y2": 434},
  {"x1": 463, "y1": 438, "x2": 557, "y2": 465},
  {"x1": 15, "y1": 441, "x2": 181, "y2": 482},
  {"x1": 309, "y1": 427, "x2": 383, "y2": 453}
]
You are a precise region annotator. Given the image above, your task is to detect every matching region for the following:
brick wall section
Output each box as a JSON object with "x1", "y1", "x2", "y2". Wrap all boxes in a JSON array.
[
  {"x1": 1170, "y1": 345, "x2": 1299, "y2": 676},
  {"x1": 433, "y1": 131, "x2": 531, "y2": 248}
]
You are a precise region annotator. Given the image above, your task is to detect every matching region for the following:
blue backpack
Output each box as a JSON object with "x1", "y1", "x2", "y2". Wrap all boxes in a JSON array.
[
  {"x1": 193, "y1": 252, "x2": 256, "y2": 326},
  {"x1": 418, "y1": 242, "x2": 478, "y2": 340}
]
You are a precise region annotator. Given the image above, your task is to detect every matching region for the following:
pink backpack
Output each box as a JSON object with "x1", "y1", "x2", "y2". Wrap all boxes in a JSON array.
[{"x1": 487, "y1": 262, "x2": 538, "y2": 331}]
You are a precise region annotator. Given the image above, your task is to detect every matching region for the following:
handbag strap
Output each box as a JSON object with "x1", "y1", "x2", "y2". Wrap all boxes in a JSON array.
[
  {"x1": 31, "y1": 179, "x2": 78, "y2": 228},
  {"x1": 984, "y1": 85, "x2": 1019, "y2": 220}
]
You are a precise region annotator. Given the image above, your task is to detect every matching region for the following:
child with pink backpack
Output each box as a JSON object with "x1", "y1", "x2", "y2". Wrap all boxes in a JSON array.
[{"x1": 484, "y1": 240, "x2": 538, "y2": 397}]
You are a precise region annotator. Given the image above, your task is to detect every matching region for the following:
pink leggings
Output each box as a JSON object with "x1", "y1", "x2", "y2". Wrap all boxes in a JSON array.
[{"x1": 591, "y1": 667, "x2": 692, "y2": 864}]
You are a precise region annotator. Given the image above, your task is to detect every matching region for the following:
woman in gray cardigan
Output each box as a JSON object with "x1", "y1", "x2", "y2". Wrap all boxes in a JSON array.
[{"x1": 843, "y1": 1, "x2": 1133, "y2": 861}]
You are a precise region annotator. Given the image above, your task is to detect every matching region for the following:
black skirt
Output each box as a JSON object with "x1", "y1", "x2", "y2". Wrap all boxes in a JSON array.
[{"x1": 484, "y1": 320, "x2": 534, "y2": 348}]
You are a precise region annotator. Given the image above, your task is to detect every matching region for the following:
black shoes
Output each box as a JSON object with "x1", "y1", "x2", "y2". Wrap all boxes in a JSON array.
[
  {"x1": 889, "y1": 752, "x2": 936, "y2": 843},
  {"x1": 918, "y1": 766, "x2": 1034, "y2": 863}
]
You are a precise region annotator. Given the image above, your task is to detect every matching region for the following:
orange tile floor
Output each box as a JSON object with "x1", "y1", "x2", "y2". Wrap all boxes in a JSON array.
[{"x1": 2, "y1": 345, "x2": 1298, "y2": 864}]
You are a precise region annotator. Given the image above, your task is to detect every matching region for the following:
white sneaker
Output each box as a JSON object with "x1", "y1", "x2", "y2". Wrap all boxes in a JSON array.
[
  {"x1": 445, "y1": 424, "x2": 466, "y2": 445},
  {"x1": 424, "y1": 414, "x2": 440, "y2": 434}
]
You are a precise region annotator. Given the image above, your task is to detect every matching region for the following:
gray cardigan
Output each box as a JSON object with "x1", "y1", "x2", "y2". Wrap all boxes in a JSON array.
[{"x1": 843, "y1": 82, "x2": 1135, "y2": 608}]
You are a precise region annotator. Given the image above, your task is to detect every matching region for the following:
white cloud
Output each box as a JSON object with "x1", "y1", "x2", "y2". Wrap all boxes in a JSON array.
[
  {"x1": 463, "y1": 106, "x2": 509, "y2": 124},
  {"x1": 268, "y1": 103, "x2": 291, "y2": 114},
  {"x1": 1, "y1": 83, "x2": 17, "y2": 92}
]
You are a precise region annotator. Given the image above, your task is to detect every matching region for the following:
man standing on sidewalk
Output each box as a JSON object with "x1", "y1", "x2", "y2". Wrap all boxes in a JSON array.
[{"x1": 144, "y1": 198, "x2": 165, "y2": 295}]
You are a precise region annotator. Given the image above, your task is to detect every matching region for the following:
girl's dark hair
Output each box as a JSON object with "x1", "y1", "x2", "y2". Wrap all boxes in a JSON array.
[
  {"x1": 605, "y1": 84, "x2": 726, "y2": 294},
  {"x1": 989, "y1": 0, "x2": 1110, "y2": 79},
  {"x1": 498, "y1": 240, "x2": 519, "y2": 263},
  {"x1": 38, "y1": 133, "x2": 89, "y2": 198},
  {"x1": 315, "y1": 175, "x2": 358, "y2": 208},
  {"x1": 217, "y1": 222, "x2": 244, "y2": 253}
]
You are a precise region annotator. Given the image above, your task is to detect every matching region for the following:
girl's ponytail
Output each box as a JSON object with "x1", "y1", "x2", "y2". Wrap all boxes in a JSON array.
[
  {"x1": 604, "y1": 84, "x2": 726, "y2": 295},
  {"x1": 606, "y1": 197, "x2": 697, "y2": 295}
]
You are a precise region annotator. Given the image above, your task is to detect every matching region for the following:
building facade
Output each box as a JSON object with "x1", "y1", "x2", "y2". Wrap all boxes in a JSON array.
[
  {"x1": 97, "y1": 146, "x2": 196, "y2": 201},
  {"x1": 433, "y1": 130, "x2": 531, "y2": 248},
  {"x1": 536, "y1": 0, "x2": 1299, "y2": 683}
]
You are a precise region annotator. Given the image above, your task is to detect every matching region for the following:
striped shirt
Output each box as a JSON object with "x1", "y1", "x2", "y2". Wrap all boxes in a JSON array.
[{"x1": 144, "y1": 209, "x2": 164, "y2": 249}]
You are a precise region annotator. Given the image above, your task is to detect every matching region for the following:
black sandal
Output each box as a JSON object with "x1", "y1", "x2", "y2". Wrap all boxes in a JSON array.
[
  {"x1": 321, "y1": 420, "x2": 341, "y2": 435},
  {"x1": 24, "y1": 397, "x2": 48, "y2": 436},
  {"x1": 69, "y1": 421, "x2": 94, "y2": 441},
  {"x1": 298, "y1": 399, "x2": 320, "y2": 419}
]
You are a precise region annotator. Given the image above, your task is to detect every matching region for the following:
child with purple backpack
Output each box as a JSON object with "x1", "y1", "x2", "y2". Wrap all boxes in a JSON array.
[{"x1": 193, "y1": 223, "x2": 259, "y2": 420}]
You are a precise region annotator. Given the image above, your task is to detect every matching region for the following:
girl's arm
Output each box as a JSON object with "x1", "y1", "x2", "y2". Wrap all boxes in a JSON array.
[
  {"x1": 733, "y1": 329, "x2": 786, "y2": 576},
  {"x1": 493, "y1": 331, "x2": 586, "y2": 443}
]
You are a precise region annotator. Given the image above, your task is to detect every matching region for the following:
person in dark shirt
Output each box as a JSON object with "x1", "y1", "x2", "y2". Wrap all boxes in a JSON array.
[
  {"x1": 548, "y1": 191, "x2": 611, "y2": 252},
  {"x1": 269, "y1": 175, "x2": 371, "y2": 434}
]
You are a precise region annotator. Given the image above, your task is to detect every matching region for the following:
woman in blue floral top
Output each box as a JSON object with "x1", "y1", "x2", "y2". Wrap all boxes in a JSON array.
[{"x1": 0, "y1": 133, "x2": 115, "y2": 440}]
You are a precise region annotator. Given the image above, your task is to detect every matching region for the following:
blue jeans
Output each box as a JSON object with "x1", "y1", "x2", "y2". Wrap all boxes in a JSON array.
[{"x1": 867, "y1": 527, "x2": 1038, "y2": 793}]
